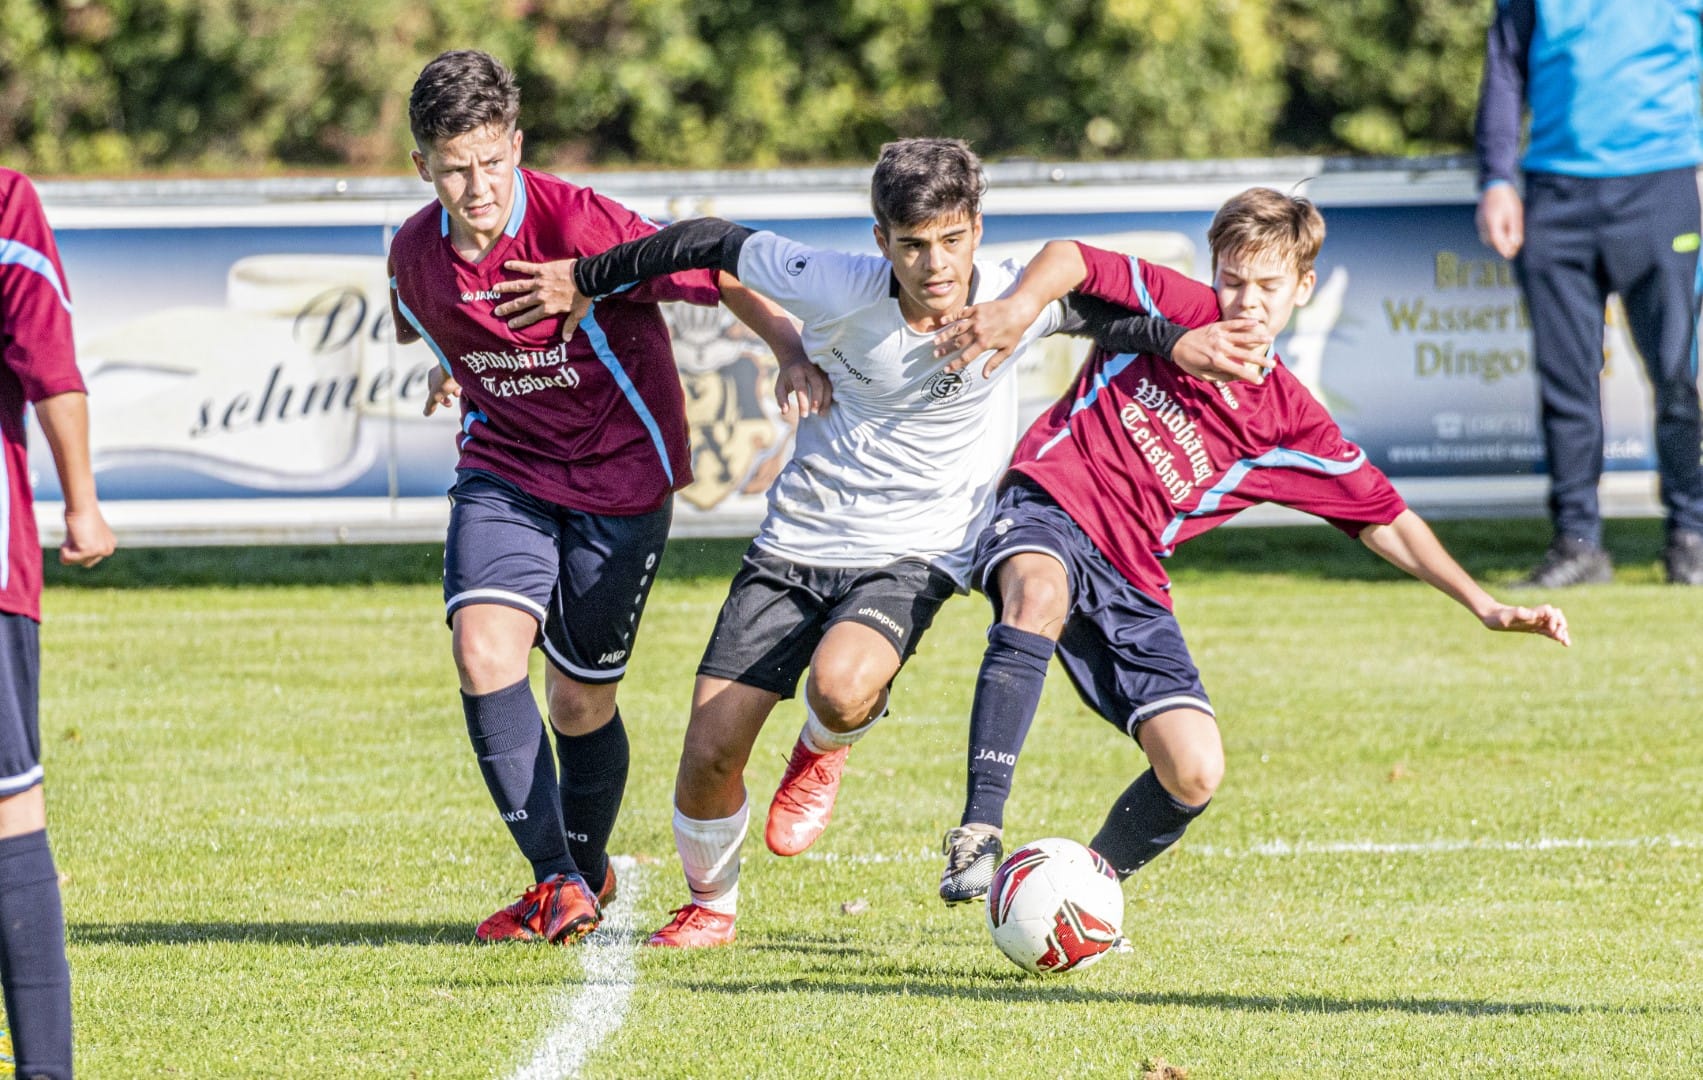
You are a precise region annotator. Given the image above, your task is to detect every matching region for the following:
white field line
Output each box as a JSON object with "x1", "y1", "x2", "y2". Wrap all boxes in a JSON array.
[
  {"x1": 506, "y1": 855, "x2": 644, "y2": 1080},
  {"x1": 797, "y1": 834, "x2": 1703, "y2": 865}
]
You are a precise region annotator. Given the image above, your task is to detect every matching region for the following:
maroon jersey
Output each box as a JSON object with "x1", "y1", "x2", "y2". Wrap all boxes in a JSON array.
[
  {"x1": 388, "y1": 167, "x2": 720, "y2": 514},
  {"x1": 0, "y1": 170, "x2": 87, "y2": 621},
  {"x1": 1010, "y1": 242, "x2": 1406, "y2": 609}
]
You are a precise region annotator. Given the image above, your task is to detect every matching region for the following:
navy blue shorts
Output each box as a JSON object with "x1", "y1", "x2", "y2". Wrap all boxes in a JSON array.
[
  {"x1": 971, "y1": 479, "x2": 1212, "y2": 737},
  {"x1": 0, "y1": 612, "x2": 42, "y2": 797},
  {"x1": 698, "y1": 545, "x2": 958, "y2": 698},
  {"x1": 443, "y1": 469, "x2": 671, "y2": 684}
]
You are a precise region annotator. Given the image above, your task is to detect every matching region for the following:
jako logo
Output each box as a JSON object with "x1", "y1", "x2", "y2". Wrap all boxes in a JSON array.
[
  {"x1": 460, "y1": 290, "x2": 503, "y2": 303},
  {"x1": 598, "y1": 649, "x2": 628, "y2": 664},
  {"x1": 502, "y1": 809, "x2": 529, "y2": 822},
  {"x1": 566, "y1": 831, "x2": 590, "y2": 842},
  {"x1": 975, "y1": 749, "x2": 1017, "y2": 766},
  {"x1": 857, "y1": 606, "x2": 902, "y2": 635}
]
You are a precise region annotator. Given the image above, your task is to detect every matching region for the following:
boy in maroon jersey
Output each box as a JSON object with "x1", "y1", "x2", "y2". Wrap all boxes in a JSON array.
[
  {"x1": 389, "y1": 50, "x2": 811, "y2": 944},
  {"x1": 0, "y1": 167, "x2": 117, "y2": 1080},
  {"x1": 930, "y1": 188, "x2": 1571, "y2": 902}
]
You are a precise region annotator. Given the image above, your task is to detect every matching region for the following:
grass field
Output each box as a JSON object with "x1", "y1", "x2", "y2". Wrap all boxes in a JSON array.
[{"x1": 24, "y1": 518, "x2": 1703, "y2": 1077}]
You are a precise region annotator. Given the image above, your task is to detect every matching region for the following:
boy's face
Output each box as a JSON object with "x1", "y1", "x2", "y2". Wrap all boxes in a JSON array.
[
  {"x1": 413, "y1": 123, "x2": 523, "y2": 248},
  {"x1": 1213, "y1": 247, "x2": 1316, "y2": 338},
  {"x1": 873, "y1": 211, "x2": 983, "y2": 326}
]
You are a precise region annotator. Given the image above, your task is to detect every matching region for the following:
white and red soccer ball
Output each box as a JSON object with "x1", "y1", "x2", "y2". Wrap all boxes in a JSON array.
[{"x1": 986, "y1": 837, "x2": 1126, "y2": 975}]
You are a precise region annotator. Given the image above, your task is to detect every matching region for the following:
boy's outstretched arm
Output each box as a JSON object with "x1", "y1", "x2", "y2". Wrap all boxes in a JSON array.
[
  {"x1": 934, "y1": 239, "x2": 1271, "y2": 382},
  {"x1": 718, "y1": 275, "x2": 830, "y2": 419},
  {"x1": 1359, "y1": 509, "x2": 1570, "y2": 645}
]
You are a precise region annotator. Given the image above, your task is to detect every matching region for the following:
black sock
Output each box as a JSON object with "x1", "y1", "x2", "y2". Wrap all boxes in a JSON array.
[
  {"x1": 463, "y1": 679, "x2": 576, "y2": 881},
  {"x1": 554, "y1": 710, "x2": 630, "y2": 894},
  {"x1": 0, "y1": 829, "x2": 72, "y2": 1080},
  {"x1": 1090, "y1": 768, "x2": 1210, "y2": 879},
  {"x1": 961, "y1": 624, "x2": 1055, "y2": 829}
]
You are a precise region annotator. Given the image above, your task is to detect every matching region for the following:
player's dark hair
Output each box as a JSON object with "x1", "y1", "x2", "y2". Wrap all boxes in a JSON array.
[
  {"x1": 870, "y1": 138, "x2": 987, "y2": 232},
  {"x1": 1207, "y1": 188, "x2": 1326, "y2": 277},
  {"x1": 409, "y1": 50, "x2": 521, "y2": 146}
]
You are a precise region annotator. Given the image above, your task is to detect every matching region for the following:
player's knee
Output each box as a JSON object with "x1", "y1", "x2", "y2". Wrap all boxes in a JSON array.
[
  {"x1": 1158, "y1": 750, "x2": 1224, "y2": 807},
  {"x1": 679, "y1": 728, "x2": 749, "y2": 792},
  {"x1": 998, "y1": 567, "x2": 1068, "y2": 636},
  {"x1": 806, "y1": 665, "x2": 881, "y2": 728}
]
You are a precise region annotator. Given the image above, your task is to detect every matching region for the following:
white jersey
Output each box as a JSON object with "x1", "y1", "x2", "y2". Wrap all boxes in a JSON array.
[{"x1": 735, "y1": 231, "x2": 1065, "y2": 585}]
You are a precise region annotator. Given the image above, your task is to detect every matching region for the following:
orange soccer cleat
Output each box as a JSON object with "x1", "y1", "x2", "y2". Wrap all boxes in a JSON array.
[{"x1": 764, "y1": 739, "x2": 850, "y2": 856}]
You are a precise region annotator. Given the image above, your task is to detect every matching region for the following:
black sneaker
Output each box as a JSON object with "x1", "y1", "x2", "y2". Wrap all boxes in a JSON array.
[
  {"x1": 1521, "y1": 536, "x2": 1612, "y2": 588},
  {"x1": 939, "y1": 824, "x2": 1003, "y2": 905},
  {"x1": 1665, "y1": 530, "x2": 1703, "y2": 586}
]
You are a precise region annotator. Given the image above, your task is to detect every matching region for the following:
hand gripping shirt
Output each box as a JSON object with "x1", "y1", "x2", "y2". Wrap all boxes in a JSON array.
[
  {"x1": 1009, "y1": 242, "x2": 1407, "y2": 609},
  {"x1": 388, "y1": 167, "x2": 720, "y2": 514},
  {"x1": 0, "y1": 170, "x2": 88, "y2": 620}
]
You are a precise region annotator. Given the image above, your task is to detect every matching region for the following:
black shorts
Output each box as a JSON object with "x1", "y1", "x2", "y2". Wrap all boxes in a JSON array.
[
  {"x1": 0, "y1": 612, "x2": 42, "y2": 796},
  {"x1": 973, "y1": 479, "x2": 1213, "y2": 737},
  {"x1": 443, "y1": 469, "x2": 671, "y2": 685},
  {"x1": 697, "y1": 545, "x2": 958, "y2": 698}
]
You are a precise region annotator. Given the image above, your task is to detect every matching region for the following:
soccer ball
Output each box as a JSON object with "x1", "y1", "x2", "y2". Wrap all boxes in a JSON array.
[{"x1": 986, "y1": 837, "x2": 1125, "y2": 975}]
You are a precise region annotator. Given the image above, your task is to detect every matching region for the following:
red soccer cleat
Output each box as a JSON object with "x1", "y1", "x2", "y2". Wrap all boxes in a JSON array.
[
  {"x1": 475, "y1": 873, "x2": 601, "y2": 945},
  {"x1": 765, "y1": 739, "x2": 850, "y2": 856},
  {"x1": 644, "y1": 904, "x2": 737, "y2": 948},
  {"x1": 594, "y1": 860, "x2": 618, "y2": 908}
]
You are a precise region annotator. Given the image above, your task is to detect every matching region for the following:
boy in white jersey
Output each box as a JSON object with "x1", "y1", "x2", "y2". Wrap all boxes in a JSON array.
[{"x1": 492, "y1": 139, "x2": 1272, "y2": 946}]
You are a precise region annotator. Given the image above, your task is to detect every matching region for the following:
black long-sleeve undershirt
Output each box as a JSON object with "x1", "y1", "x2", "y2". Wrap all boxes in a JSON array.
[{"x1": 572, "y1": 216, "x2": 1190, "y2": 359}]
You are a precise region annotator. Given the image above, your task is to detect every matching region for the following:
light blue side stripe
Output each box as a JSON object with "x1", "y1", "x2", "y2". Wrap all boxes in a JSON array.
[
  {"x1": 1158, "y1": 446, "x2": 1370, "y2": 549},
  {"x1": 1124, "y1": 255, "x2": 1159, "y2": 316},
  {"x1": 0, "y1": 239, "x2": 73, "y2": 313},
  {"x1": 1033, "y1": 352, "x2": 1140, "y2": 460},
  {"x1": 580, "y1": 303, "x2": 674, "y2": 485},
  {"x1": 460, "y1": 409, "x2": 487, "y2": 449},
  {"x1": 391, "y1": 279, "x2": 453, "y2": 374}
]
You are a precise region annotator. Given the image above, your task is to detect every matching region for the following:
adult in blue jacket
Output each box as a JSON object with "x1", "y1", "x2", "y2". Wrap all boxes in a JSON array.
[{"x1": 1475, "y1": 0, "x2": 1703, "y2": 586}]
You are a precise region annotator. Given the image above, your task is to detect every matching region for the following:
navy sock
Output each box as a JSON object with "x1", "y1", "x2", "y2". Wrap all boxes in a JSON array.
[
  {"x1": 0, "y1": 829, "x2": 73, "y2": 1080},
  {"x1": 554, "y1": 710, "x2": 629, "y2": 895},
  {"x1": 961, "y1": 624, "x2": 1055, "y2": 829},
  {"x1": 463, "y1": 679, "x2": 576, "y2": 881},
  {"x1": 1090, "y1": 768, "x2": 1210, "y2": 879}
]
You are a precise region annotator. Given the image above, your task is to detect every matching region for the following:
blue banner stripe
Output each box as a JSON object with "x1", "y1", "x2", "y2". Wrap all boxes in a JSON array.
[
  {"x1": 579, "y1": 304, "x2": 674, "y2": 486},
  {"x1": 1158, "y1": 446, "x2": 1369, "y2": 549},
  {"x1": 0, "y1": 239, "x2": 73, "y2": 313}
]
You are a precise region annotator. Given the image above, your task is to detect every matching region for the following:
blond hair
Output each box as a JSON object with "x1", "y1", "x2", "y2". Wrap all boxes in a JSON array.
[{"x1": 1207, "y1": 188, "x2": 1325, "y2": 277}]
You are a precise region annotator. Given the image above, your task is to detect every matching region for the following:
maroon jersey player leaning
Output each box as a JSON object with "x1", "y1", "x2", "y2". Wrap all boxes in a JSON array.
[
  {"x1": 931, "y1": 188, "x2": 1571, "y2": 904},
  {"x1": 388, "y1": 50, "x2": 810, "y2": 945}
]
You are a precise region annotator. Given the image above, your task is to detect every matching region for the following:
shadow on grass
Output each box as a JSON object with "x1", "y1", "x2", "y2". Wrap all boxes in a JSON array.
[
  {"x1": 41, "y1": 519, "x2": 1674, "y2": 591},
  {"x1": 73, "y1": 921, "x2": 471, "y2": 946},
  {"x1": 670, "y1": 975, "x2": 1623, "y2": 1017}
]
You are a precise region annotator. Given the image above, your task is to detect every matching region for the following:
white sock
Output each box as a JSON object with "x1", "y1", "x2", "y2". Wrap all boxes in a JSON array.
[
  {"x1": 673, "y1": 800, "x2": 748, "y2": 916},
  {"x1": 799, "y1": 699, "x2": 885, "y2": 754}
]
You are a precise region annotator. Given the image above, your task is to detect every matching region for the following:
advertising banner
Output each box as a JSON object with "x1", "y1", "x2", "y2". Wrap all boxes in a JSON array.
[{"x1": 31, "y1": 160, "x2": 1678, "y2": 544}]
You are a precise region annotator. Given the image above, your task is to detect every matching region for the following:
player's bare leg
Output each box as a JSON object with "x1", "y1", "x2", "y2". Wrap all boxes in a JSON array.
[
  {"x1": 647, "y1": 676, "x2": 780, "y2": 948},
  {"x1": 766, "y1": 622, "x2": 901, "y2": 856},
  {"x1": 453, "y1": 604, "x2": 598, "y2": 944},
  {"x1": 1090, "y1": 706, "x2": 1221, "y2": 879},
  {"x1": 943, "y1": 552, "x2": 1069, "y2": 902}
]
